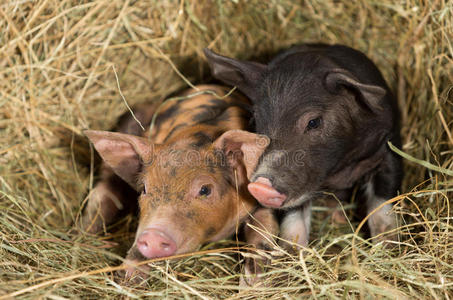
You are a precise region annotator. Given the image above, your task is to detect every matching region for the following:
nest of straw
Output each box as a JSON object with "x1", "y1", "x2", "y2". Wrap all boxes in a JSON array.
[{"x1": 0, "y1": 0, "x2": 452, "y2": 298}]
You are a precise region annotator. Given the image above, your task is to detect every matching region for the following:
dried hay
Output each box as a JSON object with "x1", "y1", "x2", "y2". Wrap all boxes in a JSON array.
[{"x1": 0, "y1": 0, "x2": 452, "y2": 298}]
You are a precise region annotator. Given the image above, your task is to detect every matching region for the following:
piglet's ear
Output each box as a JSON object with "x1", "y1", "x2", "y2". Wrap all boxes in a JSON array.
[
  {"x1": 213, "y1": 130, "x2": 270, "y2": 181},
  {"x1": 84, "y1": 130, "x2": 154, "y2": 190},
  {"x1": 204, "y1": 48, "x2": 266, "y2": 101},
  {"x1": 324, "y1": 69, "x2": 387, "y2": 112}
]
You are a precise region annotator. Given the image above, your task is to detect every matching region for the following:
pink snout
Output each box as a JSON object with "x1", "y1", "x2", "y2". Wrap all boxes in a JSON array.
[
  {"x1": 136, "y1": 229, "x2": 177, "y2": 259},
  {"x1": 248, "y1": 177, "x2": 287, "y2": 208}
]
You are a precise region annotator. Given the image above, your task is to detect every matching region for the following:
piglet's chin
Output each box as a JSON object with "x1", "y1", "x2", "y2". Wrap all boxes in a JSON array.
[{"x1": 248, "y1": 177, "x2": 286, "y2": 208}]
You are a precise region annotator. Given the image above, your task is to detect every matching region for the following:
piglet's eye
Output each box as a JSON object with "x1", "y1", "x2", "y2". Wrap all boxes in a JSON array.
[
  {"x1": 307, "y1": 117, "x2": 321, "y2": 130},
  {"x1": 199, "y1": 185, "x2": 212, "y2": 196}
]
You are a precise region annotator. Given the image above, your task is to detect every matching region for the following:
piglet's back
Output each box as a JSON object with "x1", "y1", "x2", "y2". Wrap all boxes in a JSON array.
[{"x1": 149, "y1": 85, "x2": 251, "y2": 144}]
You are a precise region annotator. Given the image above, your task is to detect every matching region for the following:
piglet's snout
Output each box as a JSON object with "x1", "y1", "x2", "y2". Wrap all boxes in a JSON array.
[
  {"x1": 248, "y1": 177, "x2": 286, "y2": 208},
  {"x1": 136, "y1": 229, "x2": 176, "y2": 259}
]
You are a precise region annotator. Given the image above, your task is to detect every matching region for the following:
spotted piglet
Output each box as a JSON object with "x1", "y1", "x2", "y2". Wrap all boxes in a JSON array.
[
  {"x1": 80, "y1": 85, "x2": 273, "y2": 279},
  {"x1": 205, "y1": 44, "x2": 403, "y2": 250}
]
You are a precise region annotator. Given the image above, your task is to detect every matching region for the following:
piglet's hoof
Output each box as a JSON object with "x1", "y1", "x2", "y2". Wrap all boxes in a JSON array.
[
  {"x1": 331, "y1": 209, "x2": 348, "y2": 225},
  {"x1": 68, "y1": 219, "x2": 100, "y2": 236},
  {"x1": 368, "y1": 208, "x2": 399, "y2": 248},
  {"x1": 371, "y1": 228, "x2": 399, "y2": 250},
  {"x1": 240, "y1": 253, "x2": 271, "y2": 287},
  {"x1": 115, "y1": 259, "x2": 150, "y2": 285},
  {"x1": 78, "y1": 216, "x2": 104, "y2": 235}
]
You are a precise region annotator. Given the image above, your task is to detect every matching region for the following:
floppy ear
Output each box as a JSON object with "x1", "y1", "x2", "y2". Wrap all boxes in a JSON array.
[
  {"x1": 204, "y1": 48, "x2": 266, "y2": 100},
  {"x1": 324, "y1": 69, "x2": 387, "y2": 111},
  {"x1": 84, "y1": 130, "x2": 154, "y2": 190},
  {"x1": 213, "y1": 130, "x2": 270, "y2": 184}
]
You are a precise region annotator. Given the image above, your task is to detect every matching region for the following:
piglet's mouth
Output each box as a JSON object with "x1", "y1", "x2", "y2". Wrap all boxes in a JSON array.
[{"x1": 248, "y1": 177, "x2": 287, "y2": 208}]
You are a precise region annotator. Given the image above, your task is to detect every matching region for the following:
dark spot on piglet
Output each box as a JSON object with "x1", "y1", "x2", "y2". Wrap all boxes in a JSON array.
[
  {"x1": 163, "y1": 123, "x2": 188, "y2": 143},
  {"x1": 186, "y1": 211, "x2": 196, "y2": 219},
  {"x1": 192, "y1": 131, "x2": 213, "y2": 147},
  {"x1": 154, "y1": 104, "x2": 180, "y2": 133},
  {"x1": 205, "y1": 110, "x2": 230, "y2": 126},
  {"x1": 205, "y1": 227, "x2": 216, "y2": 238},
  {"x1": 192, "y1": 100, "x2": 229, "y2": 123},
  {"x1": 177, "y1": 191, "x2": 185, "y2": 201},
  {"x1": 156, "y1": 104, "x2": 180, "y2": 123},
  {"x1": 192, "y1": 109, "x2": 212, "y2": 123}
]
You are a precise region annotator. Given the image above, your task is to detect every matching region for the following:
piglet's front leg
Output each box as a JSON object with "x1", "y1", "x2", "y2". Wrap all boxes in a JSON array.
[
  {"x1": 279, "y1": 200, "x2": 312, "y2": 251},
  {"x1": 79, "y1": 164, "x2": 136, "y2": 234},
  {"x1": 241, "y1": 208, "x2": 279, "y2": 286},
  {"x1": 365, "y1": 181, "x2": 399, "y2": 245},
  {"x1": 364, "y1": 152, "x2": 401, "y2": 246},
  {"x1": 114, "y1": 247, "x2": 152, "y2": 285}
]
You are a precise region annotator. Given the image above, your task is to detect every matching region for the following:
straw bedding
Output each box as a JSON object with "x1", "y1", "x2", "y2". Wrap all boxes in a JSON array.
[{"x1": 0, "y1": 0, "x2": 452, "y2": 298}]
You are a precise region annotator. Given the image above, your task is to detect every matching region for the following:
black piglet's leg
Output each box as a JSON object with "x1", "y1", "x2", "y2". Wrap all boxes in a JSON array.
[{"x1": 364, "y1": 148, "x2": 403, "y2": 242}]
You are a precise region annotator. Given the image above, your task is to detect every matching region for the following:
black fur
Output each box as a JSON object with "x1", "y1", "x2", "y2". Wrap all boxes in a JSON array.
[{"x1": 206, "y1": 43, "x2": 403, "y2": 208}]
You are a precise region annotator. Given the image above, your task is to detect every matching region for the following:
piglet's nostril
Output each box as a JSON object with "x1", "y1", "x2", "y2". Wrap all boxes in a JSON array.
[
  {"x1": 161, "y1": 242, "x2": 171, "y2": 249},
  {"x1": 137, "y1": 239, "x2": 147, "y2": 248}
]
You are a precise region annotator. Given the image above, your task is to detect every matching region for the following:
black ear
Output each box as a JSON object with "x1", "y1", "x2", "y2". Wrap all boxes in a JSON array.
[
  {"x1": 204, "y1": 48, "x2": 266, "y2": 100},
  {"x1": 324, "y1": 69, "x2": 387, "y2": 111}
]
